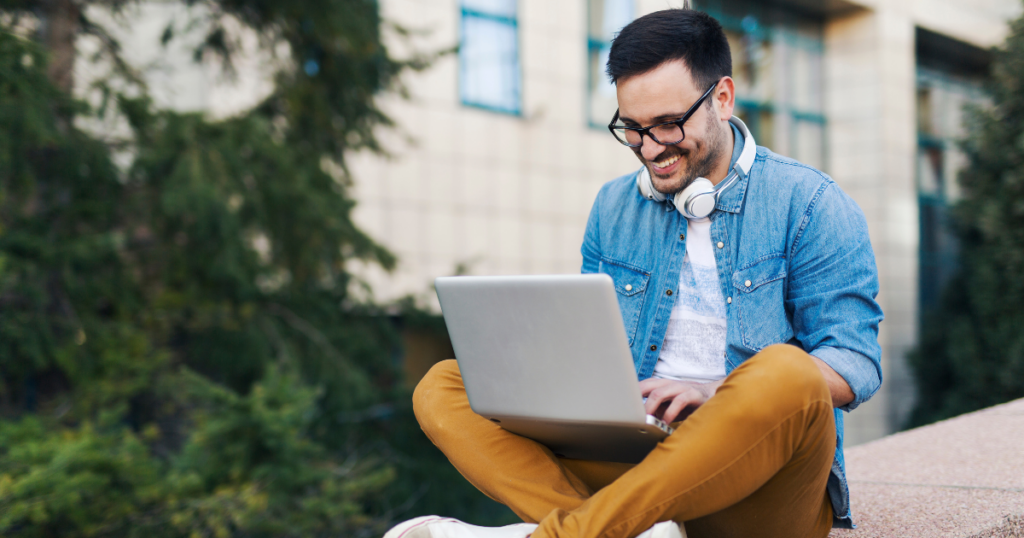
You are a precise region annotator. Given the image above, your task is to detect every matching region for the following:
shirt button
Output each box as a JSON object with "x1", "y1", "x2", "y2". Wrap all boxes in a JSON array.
[
  {"x1": 727, "y1": 296, "x2": 732, "y2": 304},
  {"x1": 650, "y1": 345, "x2": 657, "y2": 351},
  {"x1": 679, "y1": 233, "x2": 685, "y2": 240},
  {"x1": 717, "y1": 242, "x2": 724, "y2": 249},
  {"x1": 745, "y1": 280, "x2": 752, "y2": 288},
  {"x1": 666, "y1": 290, "x2": 673, "y2": 296},
  {"x1": 625, "y1": 284, "x2": 632, "y2": 291}
]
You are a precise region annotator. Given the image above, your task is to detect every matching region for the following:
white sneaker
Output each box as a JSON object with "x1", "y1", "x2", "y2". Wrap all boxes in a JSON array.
[
  {"x1": 382, "y1": 516, "x2": 538, "y2": 538},
  {"x1": 635, "y1": 521, "x2": 686, "y2": 538},
  {"x1": 383, "y1": 516, "x2": 685, "y2": 538}
]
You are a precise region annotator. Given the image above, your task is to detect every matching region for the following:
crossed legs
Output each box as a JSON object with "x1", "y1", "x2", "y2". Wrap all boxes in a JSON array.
[{"x1": 412, "y1": 344, "x2": 836, "y2": 538}]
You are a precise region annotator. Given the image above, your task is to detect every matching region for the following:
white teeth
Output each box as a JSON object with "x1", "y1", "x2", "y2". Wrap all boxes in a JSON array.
[{"x1": 654, "y1": 155, "x2": 680, "y2": 168}]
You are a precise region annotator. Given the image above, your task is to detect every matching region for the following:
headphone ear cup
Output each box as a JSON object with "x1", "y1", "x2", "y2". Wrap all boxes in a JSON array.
[
  {"x1": 636, "y1": 167, "x2": 666, "y2": 202},
  {"x1": 674, "y1": 177, "x2": 715, "y2": 219}
]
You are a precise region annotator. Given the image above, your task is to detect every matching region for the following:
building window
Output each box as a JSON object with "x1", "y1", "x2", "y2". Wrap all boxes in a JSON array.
[
  {"x1": 696, "y1": 0, "x2": 826, "y2": 170},
  {"x1": 460, "y1": 0, "x2": 521, "y2": 115},
  {"x1": 587, "y1": 0, "x2": 634, "y2": 128},
  {"x1": 914, "y1": 32, "x2": 989, "y2": 313}
]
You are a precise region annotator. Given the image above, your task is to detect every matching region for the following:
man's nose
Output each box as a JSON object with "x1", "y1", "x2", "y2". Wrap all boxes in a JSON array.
[{"x1": 640, "y1": 135, "x2": 666, "y2": 161}]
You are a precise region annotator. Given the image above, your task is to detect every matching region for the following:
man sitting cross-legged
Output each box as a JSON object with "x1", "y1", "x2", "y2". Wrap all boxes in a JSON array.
[{"x1": 386, "y1": 8, "x2": 883, "y2": 538}]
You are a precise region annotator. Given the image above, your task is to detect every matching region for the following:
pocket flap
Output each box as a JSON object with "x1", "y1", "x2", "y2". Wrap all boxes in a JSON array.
[
  {"x1": 599, "y1": 258, "x2": 649, "y2": 296},
  {"x1": 732, "y1": 256, "x2": 787, "y2": 293}
]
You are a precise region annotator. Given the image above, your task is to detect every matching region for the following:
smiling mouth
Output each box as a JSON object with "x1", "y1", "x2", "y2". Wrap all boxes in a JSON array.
[{"x1": 653, "y1": 155, "x2": 680, "y2": 168}]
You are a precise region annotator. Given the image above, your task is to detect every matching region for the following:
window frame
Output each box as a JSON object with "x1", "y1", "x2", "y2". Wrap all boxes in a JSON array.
[
  {"x1": 696, "y1": 0, "x2": 829, "y2": 170},
  {"x1": 459, "y1": 2, "x2": 523, "y2": 116},
  {"x1": 586, "y1": 0, "x2": 635, "y2": 130},
  {"x1": 914, "y1": 67, "x2": 987, "y2": 313}
]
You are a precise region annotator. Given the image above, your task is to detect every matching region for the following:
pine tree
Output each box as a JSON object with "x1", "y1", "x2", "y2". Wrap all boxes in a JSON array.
[
  {"x1": 908, "y1": 10, "x2": 1024, "y2": 427},
  {"x1": 0, "y1": 1, "x2": 511, "y2": 535}
]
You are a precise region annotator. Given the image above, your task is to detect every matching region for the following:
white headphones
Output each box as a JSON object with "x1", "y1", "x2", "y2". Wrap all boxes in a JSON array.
[{"x1": 636, "y1": 116, "x2": 756, "y2": 220}]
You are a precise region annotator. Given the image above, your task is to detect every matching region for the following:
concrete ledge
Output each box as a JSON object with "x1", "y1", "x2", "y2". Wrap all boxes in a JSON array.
[{"x1": 829, "y1": 398, "x2": 1024, "y2": 538}]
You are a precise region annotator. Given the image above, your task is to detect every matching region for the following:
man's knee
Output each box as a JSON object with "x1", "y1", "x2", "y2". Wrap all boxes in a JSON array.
[
  {"x1": 747, "y1": 344, "x2": 831, "y2": 404},
  {"x1": 412, "y1": 359, "x2": 462, "y2": 432}
]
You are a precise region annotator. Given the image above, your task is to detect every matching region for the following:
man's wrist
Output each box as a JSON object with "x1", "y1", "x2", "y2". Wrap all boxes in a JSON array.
[{"x1": 704, "y1": 379, "x2": 725, "y2": 400}]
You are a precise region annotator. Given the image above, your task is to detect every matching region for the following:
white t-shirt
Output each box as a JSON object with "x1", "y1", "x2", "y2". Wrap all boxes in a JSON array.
[{"x1": 652, "y1": 216, "x2": 728, "y2": 383}]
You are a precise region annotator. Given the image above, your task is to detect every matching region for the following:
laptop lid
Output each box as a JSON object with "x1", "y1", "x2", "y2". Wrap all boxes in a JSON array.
[{"x1": 434, "y1": 274, "x2": 648, "y2": 426}]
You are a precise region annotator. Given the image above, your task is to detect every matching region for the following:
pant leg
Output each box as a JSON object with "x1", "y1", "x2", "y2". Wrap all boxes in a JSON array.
[
  {"x1": 533, "y1": 344, "x2": 836, "y2": 538},
  {"x1": 414, "y1": 344, "x2": 836, "y2": 538},
  {"x1": 412, "y1": 359, "x2": 593, "y2": 522}
]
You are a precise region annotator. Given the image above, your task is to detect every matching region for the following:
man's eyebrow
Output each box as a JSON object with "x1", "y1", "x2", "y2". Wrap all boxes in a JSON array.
[{"x1": 617, "y1": 112, "x2": 687, "y2": 125}]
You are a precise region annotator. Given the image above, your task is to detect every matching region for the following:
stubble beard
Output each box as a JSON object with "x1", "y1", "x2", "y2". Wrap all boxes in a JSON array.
[{"x1": 646, "y1": 111, "x2": 727, "y2": 195}]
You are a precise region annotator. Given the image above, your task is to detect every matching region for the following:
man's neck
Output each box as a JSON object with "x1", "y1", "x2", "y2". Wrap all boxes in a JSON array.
[{"x1": 708, "y1": 122, "x2": 736, "y2": 187}]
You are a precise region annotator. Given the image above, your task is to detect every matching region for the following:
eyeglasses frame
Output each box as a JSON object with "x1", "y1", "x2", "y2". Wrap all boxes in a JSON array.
[{"x1": 607, "y1": 80, "x2": 721, "y2": 148}]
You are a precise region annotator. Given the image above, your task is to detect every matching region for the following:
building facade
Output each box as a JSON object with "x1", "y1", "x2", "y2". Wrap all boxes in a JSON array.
[{"x1": 347, "y1": 0, "x2": 1019, "y2": 446}]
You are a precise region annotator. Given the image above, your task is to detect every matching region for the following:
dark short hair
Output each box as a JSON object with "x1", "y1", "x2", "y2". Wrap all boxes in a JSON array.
[{"x1": 607, "y1": 9, "x2": 732, "y2": 92}]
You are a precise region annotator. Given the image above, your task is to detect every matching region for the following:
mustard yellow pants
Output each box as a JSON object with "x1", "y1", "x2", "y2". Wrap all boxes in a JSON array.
[{"x1": 412, "y1": 344, "x2": 836, "y2": 538}]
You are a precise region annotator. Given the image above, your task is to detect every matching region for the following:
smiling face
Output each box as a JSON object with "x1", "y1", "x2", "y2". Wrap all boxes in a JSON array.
[{"x1": 616, "y1": 60, "x2": 736, "y2": 195}]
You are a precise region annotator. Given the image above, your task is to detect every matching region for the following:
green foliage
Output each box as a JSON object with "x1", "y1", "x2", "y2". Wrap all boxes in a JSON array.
[
  {"x1": 908, "y1": 11, "x2": 1024, "y2": 426},
  {"x1": 0, "y1": 367, "x2": 396, "y2": 538},
  {"x1": 0, "y1": 1, "x2": 510, "y2": 534}
]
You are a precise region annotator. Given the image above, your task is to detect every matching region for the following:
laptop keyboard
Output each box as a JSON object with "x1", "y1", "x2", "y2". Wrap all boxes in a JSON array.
[{"x1": 647, "y1": 415, "x2": 675, "y2": 434}]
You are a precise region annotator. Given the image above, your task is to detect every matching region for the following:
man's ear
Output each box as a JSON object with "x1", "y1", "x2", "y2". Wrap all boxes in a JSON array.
[{"x1": 715, "y1": 77, "x2": 736, "y2": 121}]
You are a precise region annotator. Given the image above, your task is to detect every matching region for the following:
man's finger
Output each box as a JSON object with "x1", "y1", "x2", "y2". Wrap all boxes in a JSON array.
[
  {"x1": 643, "y1": 389, "x2": 662, "y2": 415},
  {"x1": 663, "y1": 391, "x2": 697, "y2": 423},
  {"x1": 638, "y1": 378, "x2": 671, "y2": 396},
  {"x1": 644, "y1": 388, "x2": 676, "y2": 415}
]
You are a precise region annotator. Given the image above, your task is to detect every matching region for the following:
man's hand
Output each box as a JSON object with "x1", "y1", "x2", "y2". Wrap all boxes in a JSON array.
[
  {"x1": 811, "y1": 356, "x2": 855, "y2": 408},
  {"x1": 639, "y1": 377, "x2": 725, "y2": 423}
]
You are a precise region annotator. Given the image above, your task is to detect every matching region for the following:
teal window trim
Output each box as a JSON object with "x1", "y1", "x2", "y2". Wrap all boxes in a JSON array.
[
  {"x1": 461, "y1": 100, "x2": 523, "y2": 116},
  {"x1": 459, "y1": 3, "x2": 522, "y2": 116},
  {"x1": 736, "y1": 98, "x2": 825, "y2": 125},
  {"x1": 735, "y1": 97, "x2": 774, "y2": 112},
  {"x1": 585, "y1": 0, "x2": 635, "y2": 130},
  {"x1": 586, "y1": 36, "x2": 610, "y2": 130},
  {"x1": 695, "y1": 4, "x2": 824, "y2": 53},
  {"x1": 791, "y1": 110, "x2": 826, "y2": 124},
  {"x1": 917, "y1": 134, "x2": 945, "y2": 149},
  {"x1": 585, "y1": 0, "x2": 597, "y2": 129},
  {"x1": 461, "y1": 7, "x2": 517, "y2": 26},
  {"x1": 917, "y1": 67, "x2": 987, "y2": 100}
]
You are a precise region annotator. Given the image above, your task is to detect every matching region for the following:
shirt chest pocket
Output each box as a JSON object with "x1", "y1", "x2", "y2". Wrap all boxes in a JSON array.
[
  {"x1": 598, "y1": 258, "x2": 650, "y2": 347},
  {"x1": 732, "y1": 256, "x2": 793, "y2": 351}
]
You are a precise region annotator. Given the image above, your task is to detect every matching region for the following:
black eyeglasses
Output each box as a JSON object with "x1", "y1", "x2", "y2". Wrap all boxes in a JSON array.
[{"x1": 607, "y1": 81, "x2": 720, "y2": 148}]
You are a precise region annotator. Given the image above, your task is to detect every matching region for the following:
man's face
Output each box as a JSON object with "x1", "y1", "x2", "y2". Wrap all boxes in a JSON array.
[{"x1": 615, "y1": 60, "x2": 734, "y2": 195}]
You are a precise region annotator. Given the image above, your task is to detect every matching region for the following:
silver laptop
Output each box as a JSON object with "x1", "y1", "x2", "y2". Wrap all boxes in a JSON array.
[{"x1": 434, "y1": 274, "x2": 674, "y2": 464}]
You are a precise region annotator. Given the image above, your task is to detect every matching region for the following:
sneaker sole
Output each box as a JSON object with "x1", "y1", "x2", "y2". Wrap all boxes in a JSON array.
[
  {"x1": 650, "y1": 521, "x2": 687, "y2": 538},
  {"x1": 383, "y1": 515, "x2": 456, "y2": 538}
]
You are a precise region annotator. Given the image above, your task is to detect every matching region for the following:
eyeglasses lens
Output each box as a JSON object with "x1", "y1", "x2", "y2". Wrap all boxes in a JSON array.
[
  {"x1": 615, "y1": 123, "x2": 684, "y2": 147},
  {"x1": 623, "y1": 129, "x2": 643, "y2": 146},
  {"x1": 650, "y1": 124, "x2": 683, "y2": 145}
]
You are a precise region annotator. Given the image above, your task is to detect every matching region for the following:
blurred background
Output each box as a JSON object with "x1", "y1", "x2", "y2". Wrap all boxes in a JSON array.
[{"x1": 2, "y1": 0, "x2": 1023, "y2": 536}]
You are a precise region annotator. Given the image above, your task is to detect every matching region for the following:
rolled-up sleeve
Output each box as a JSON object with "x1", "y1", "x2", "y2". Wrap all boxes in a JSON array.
[{"x1": 787, "y1": 182, "x2": 884, "y2": 411}]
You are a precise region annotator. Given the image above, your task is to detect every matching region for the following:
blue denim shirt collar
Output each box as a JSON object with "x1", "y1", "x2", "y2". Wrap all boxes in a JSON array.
[{"x1": 716, "y1": 122, "x2": 749, "y2": 215}]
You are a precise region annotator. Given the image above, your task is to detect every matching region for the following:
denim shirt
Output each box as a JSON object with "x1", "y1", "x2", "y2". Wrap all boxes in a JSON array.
[{"x1": 580, "y1": 144, "x2": 883, "y2": 529}]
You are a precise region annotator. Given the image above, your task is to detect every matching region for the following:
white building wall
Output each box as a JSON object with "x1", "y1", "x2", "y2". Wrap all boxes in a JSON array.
[
  {"x1": 824, "y1": 5, "x2": 918, "y2": 445},
  {"x1": 822, "y1": 0, "x2": 1018, "y2": 445},
  {"x1": 353, "y1": 0, "x2": 1018, "y2": 445},
  {"x1": 79, "y1": 0, "x2": 1020, "y2": 445},
  {"x1": 349, "y1": 0, "x2": 645, "y2": 309}
]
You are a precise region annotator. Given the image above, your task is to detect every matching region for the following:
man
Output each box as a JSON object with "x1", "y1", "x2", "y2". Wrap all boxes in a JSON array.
[{"x1": 388, "y1": 8, "x2": 882, "y2": 538}]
